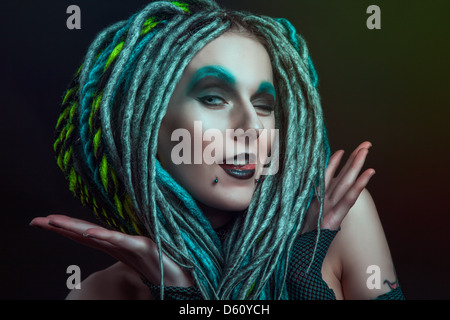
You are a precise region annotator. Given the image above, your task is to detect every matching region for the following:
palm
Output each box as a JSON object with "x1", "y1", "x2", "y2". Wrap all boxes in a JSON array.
[{"x1": 30, "y1": 215, "x2": 193, "y2": 287}]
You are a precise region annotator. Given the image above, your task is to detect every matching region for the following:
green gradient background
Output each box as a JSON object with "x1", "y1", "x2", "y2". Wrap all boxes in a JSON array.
[{"x1": 1, "y1": 0, "x2": 449, "y2": 299}]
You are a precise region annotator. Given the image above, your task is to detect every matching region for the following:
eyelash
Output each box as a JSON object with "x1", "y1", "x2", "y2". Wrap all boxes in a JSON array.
[
  {"x1": 254, "y1": 105, "x2": 274, "y2": 115},
  {"x1": 197, "y1": 95, "x2": 227, "y2": 107},
  {"x1": 197, "y1": 95, "x2": 275, "y2": 115}
]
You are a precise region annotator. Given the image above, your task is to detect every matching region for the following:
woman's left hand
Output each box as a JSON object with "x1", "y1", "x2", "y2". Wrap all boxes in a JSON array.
[{"x1": 302, "y1": 141, "x2": 376, "y2": 232}]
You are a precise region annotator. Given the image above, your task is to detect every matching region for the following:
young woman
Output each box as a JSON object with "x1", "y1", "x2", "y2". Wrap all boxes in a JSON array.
[{"x1": 31, "y1": 0, "x2": 403, "y2": 300}]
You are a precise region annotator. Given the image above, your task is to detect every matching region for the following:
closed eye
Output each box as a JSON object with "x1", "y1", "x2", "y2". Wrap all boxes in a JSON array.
[
  {"x1": 254, "y1": 104, "x2": 275, "y2": 116},
  {"x1": 252, "y1": 94, "x2": 275, "y2": 116}
]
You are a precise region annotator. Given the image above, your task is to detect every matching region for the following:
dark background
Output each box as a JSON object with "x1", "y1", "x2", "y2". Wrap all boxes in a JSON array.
[{"x1": 1, "y1": 0, "x2": 449, "y2": 300}]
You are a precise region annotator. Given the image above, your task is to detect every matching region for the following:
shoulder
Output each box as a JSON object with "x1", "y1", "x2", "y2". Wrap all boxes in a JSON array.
[
  {"x1": 66, "y1": 262, "x2": 153, "y2": 300},
  {"x1": 325, "y1": 188, "x2": 399, "y2": 299}
]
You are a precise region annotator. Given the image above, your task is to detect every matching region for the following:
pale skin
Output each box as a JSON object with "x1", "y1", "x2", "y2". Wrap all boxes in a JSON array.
[{"x1": 31, "y1": 32, "x2": 399, "y2": 300}]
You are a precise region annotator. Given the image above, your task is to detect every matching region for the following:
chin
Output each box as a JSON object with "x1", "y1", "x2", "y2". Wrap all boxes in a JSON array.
[
  {"x1": 196, "y1": 189, "x2": 254, "y2": 212},
  {"x1": 169, "y1": 166, "x2": 256, "y2": 212}
]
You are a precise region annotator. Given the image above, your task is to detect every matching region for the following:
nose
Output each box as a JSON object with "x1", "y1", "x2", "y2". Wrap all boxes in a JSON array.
[{"x1": 232, "y1": 100, "x2": 263, "y2": 139}]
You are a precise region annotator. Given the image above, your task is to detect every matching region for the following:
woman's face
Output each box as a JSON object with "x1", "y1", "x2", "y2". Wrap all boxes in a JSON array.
[{"x1": 157, "y1": 31, "x2": 276, "y2": 215}]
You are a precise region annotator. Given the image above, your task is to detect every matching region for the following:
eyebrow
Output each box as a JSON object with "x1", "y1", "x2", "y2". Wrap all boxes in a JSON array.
[
  {"x1": 187, "y1": 65, "x2": 236, "y2": 91},
  {"x1": 256, "y1": 81, "x2": 276, "y2": 101}
]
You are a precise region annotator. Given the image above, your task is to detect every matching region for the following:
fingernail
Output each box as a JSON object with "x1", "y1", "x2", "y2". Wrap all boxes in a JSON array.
[
  {"x1": 83, "y1": 233, "x2": 96, "y2": 239},
  {"x1": 360, "y1": 142, "x2": 372, "y2": 150},
  {"x1": 29, "y1": 221, "x2": 42, "y2": 229}
]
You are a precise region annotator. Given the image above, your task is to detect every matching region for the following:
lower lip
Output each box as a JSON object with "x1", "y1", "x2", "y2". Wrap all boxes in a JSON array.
[{"x1": 219, "y1": 164, "x2": 256, "y2": 180}]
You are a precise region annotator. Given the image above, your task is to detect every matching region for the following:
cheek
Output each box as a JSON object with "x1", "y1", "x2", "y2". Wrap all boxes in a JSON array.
[
  {"x1": 157, "y1": 105, "x2": 197, "y2": 162},
  {"x1": 157, "y1": 107, "x2": 222, "y2": 185},
  {"x1": 157, "y1": 116, "x2": 176, "y2": 166},
  {"x1": 256, "y1": 116, "x2": 276, "y2": 162}
]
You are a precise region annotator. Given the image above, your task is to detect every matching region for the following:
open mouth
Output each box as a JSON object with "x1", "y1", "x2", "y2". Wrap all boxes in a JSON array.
[{"x1": 219, "y1": 153, "x2": 256, "y2": 180}]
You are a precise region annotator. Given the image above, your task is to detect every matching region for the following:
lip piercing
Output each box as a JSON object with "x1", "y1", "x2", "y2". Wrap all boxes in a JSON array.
[{"x1": 214, "y1": 178, "x2": 260, "y2": 184}]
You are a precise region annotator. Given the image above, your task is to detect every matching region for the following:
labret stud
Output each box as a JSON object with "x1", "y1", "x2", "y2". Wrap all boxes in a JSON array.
[{"x1": 214, "y1": 178, "x2": 260, "y2": 184}]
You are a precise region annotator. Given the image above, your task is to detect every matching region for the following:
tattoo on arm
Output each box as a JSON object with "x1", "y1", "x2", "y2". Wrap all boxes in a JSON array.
[{"x1": 383, "y1": 279, "x2": 399, "y2": 290}]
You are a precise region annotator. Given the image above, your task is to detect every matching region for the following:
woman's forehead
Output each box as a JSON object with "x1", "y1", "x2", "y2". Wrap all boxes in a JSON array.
[{"x1": 182, "y1": 32, "x2": 274, "y2": 89}]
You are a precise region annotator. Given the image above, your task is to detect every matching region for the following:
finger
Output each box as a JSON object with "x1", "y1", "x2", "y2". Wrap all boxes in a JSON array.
[
  {"x1": 323, "y1": 169, "x2": 375, "y2": 229},
  {"x1": 32, "y1": 216, "x2": 149, "y2": 260},
  {"x1": 324, "y1": 150, "x2": 345, "y2": 191},
  {"x1": 30, "y1": 216, "x2": 53, "y2": 229},
  {"x1": 30, "y1": 217, "x2": 75, "y2": 234},
  {"x1": 84, "y1": 228, "x2": 154, "y2": 254},
  {"x1": 30, "y1": 215, "x2": 105, "y2": 235},
  {"x1": 329, "y1": 147, "x2": 370, "y2": 203},
  {"x1": 333, "y1": 141, "x2": 372, "y2": 183},
  {"x1": 47, "y1": 215, "x2": 106, "y2": 233},
  {"x1": 31, "y1": 216, "x2": 122, "y2": 254},
  {"x1": 41, "y1": 221, "x2": 119, "y2": 252}
]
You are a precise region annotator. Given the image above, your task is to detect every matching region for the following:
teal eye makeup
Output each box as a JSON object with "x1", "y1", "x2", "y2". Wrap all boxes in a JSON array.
[
  {"x1": 187, "y1": 65, "x2": 236, "y2": 93},
  {"x1": 256, "y1": 81, "x2": 276, "y2": 101},
  {"x1": 187, "y1": 65, "x2": 236, "y2": 108}
]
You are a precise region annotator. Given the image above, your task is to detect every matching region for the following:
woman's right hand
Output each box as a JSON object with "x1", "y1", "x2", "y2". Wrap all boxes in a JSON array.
[{"x1": 30, "y1": 215, "x2": 193, "y2": 287}]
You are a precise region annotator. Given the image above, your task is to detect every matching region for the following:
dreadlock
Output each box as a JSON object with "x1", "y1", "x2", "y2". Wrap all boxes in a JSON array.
[{"x1": 54, "y1": 0, "x2": 330, "y2": 299}]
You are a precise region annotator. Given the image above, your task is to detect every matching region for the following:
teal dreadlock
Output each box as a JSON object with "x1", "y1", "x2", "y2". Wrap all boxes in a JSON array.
[{"x1": 54, "y1": 0, "x2": 330, "y2": 299}]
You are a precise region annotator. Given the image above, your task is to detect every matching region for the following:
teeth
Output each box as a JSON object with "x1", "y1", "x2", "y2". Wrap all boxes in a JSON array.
[
  {"x1": 225, "y1": 153, "x2": 255, "y2": 165},
  {"x1": 234, "y1": 154, "x2": 249, "y2": 165}
]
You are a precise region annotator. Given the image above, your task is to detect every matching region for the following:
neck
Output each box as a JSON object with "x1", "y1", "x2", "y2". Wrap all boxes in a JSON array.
[{"x1": 196, "y1": 202, "x2": 244, "y2": 229}]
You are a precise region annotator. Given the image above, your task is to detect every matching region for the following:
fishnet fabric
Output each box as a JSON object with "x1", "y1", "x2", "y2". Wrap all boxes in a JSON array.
[
  {"x1": 374, "y1": 287, "x2": 405, "y2": 300},
  {"x1": 143, "y1": 279, "x2": 203, "y2": 300},
  {"x1": 287, "y1": 228, "x2": 338, "y2": 300}
]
